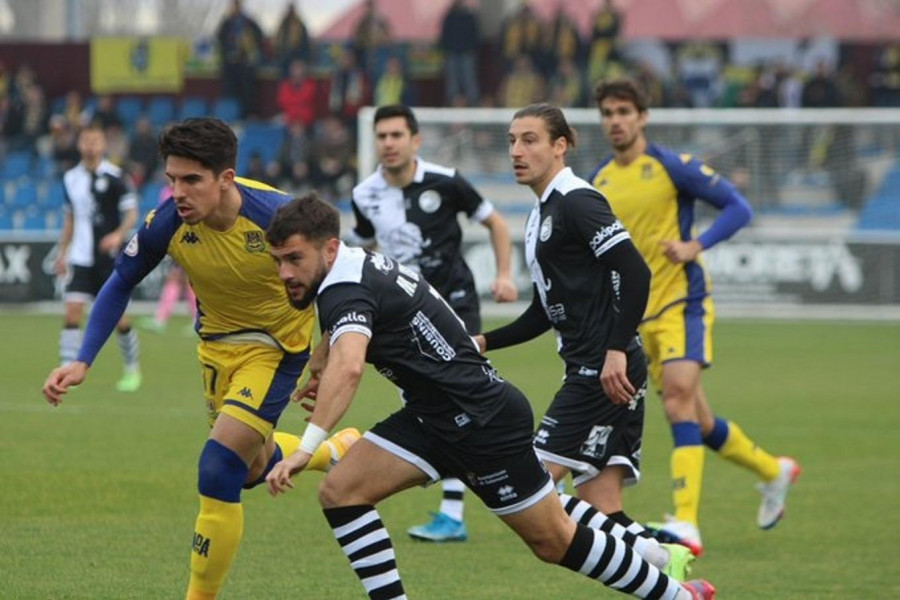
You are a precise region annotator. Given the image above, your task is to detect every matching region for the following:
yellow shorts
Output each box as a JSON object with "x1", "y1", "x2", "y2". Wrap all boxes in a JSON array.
[
  {"x1": 197, "y1": 340, "x2": 310, "y2": 438},
  {"x1": 639, "y1": 296, "x2": 715, "y2": 389}
]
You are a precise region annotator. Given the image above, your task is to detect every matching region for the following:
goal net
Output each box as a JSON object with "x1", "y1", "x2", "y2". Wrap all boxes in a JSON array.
[{"x1": 357, "y1": 107, "x2": 900, "y2": 315}]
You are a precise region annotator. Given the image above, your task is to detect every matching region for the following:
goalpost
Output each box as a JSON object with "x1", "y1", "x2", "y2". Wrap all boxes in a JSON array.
[{"x1": 357, "y1": 107, "x2": 900, "y2": 317}]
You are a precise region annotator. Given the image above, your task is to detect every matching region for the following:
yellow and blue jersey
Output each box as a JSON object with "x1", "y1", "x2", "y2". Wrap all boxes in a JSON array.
[
  {"x1": 590, "y1": 143, "x2": 751, "y2": 321},
  {"x1": 116, "y1": 178, "x2": 315, "y2": 353}
]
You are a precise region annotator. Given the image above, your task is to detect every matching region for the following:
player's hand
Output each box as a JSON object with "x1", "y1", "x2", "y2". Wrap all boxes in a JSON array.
[
  {"x1": 54, "y1": 255, "x2": 67, "y2": 277},
  {"x1": 266, "y1": 450, "x2": 312, "y2": 496},
  {"x1": 292, "y1": 376, "x2": 319, "y2": 417},
  {"x1": 42, "y1": 362, "x2": 89, "y2": 406},
  {"x1": 599, "y1": 350, "x2": 635, "y2": 405},
  {"x1": 472, "y1": 334, "x2": 487, "y2": 354},
  {"x1": 660, "y1": 239, "x2": 702, "y2": 264},
  {"x1": 99, "y1": 232, "x2": 124, "y2": 254},
  {"x1": 491, "y1": 276, "x2": 518, "y2": 303}
]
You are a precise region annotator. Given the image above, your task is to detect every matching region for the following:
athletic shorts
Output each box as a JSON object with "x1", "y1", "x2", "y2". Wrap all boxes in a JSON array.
[
  {"x1": 365, "y1": 386, "x2": 554, "y2": 516},
  {"x1": 639, "y1": 296, "x2": 715, "y2": 389},
  {"x1": 197, "y1": 340, "x2": 309, "y2": 438},
  {"x1": 64, "y1": 261, "x2": 115, "y2": 302},
  {"x1": 533, "y1": 344, "x2": 647, "y2": 488}
]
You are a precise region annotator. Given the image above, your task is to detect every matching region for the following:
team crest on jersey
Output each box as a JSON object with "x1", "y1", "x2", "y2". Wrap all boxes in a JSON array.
[
  {"x1": 370, "y1": 253, "x2": 395, "y2": 274},
  {"x1": 244, "y1": 231, "x2": 266, "y2": 253},
  {"x1": 539, "y1": 216, "x2": 553, "y2": 242},
  {"x1": 418, "y1": 190, "x2": 442, "y2": 214},
  {"x1": 124, "y1": 233, "x2": 139, "y2": 256},
  {"x1": 641, "y1": 163, "x2": 654, "y2": 179},
  {"x1": 93, "y1": 175, "x2": 109, "y2": 193}
]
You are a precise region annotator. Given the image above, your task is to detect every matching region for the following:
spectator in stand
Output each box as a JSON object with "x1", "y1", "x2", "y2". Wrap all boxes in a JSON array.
[
  {"x1": 47, "y1": 115, "x2": 81, "y2": 175},
  {"x1": 439, "y1": 0, "x2": 481, "y2": 106},
  {"x1": 271, "y1": 121, "x2": 311, "y2": 191},
  {"x1": 547, "y1": 58, "x2": 585, "y2": 107},
  {"x1": 277, "y1": 58, "x2": 319, "y2": 128},
  {"x1": 127, "y1": 116, "x2": 159, "y2": 189},
  {"x1": 675, "y1": 42, "x2": 724, "y2": 108},
  {"x1": 498, "y1": 4, "x2": 543, "y2": 71},
  {"x1": 56, "y1": 90, "x2": 88, "y2": 130},
  {"x1": 325, "y1": 49, "x2": 370, "y2": 132},
  {"x1": 89, "y1": 95, "x2": 122, "y2": 130},
  {"x1": 802, "y1": 59, "x2": 840, "y2": 108},
  {"x1": 587, "y1": 0, "x2": 623, "y2": 85},
  {"x1": 104, "y1": 121, "x2": 130, "y2": 167},
  {"x1": 309, "y1": 114, "x2": 355, "y2": 203},
  {"x1": 352, "y1": 0, "x2": 392, "y2": 79},
  {"x1": 216, "y1": 0, "x2": 265, "y2": 118},
  {"x1": 544, "y1": 6, "x2": 583, "y2": 76},
  {"x1": 634, "y1": 61, "x2": 665, "y2": 108},
  {"x1": 18, "y1": 82, "x2": 47, "y2": 155},
  {"x1": 499, "y1": 54, "x2": 545, "y2": 108},
  {"x1": 871, "y1": 46, "x2": 900, "y2": 107},
  {"x1": 374, "y1": 56, "x2": 413, "y2": 106},
  {"x1": 273, "y1": 1, "x2": 312, "y2": 76}
]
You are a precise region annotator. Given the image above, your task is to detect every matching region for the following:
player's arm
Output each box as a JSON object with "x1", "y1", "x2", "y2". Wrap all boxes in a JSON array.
[
  {"x1": 480, "y1": 211, "x2": 518, "y2": 303},
  {"x1": 99, "y1": 178, "x2": 139, "y2": 254},
  {"x1": 478, "y1": 287, "x2": 550, "y2": 353},
  {"x1": 267, "y1": 331, "x2": 369, "y2": 495},
  {"x1": 54, "y1": 210, "x2": 74, "y2": 276},
  {"x1": 663, "y1": 157, "x2": 753, "y2": 263},
  {"x1": 344, "y1": 196, "x2": 377, "y2": 250}
]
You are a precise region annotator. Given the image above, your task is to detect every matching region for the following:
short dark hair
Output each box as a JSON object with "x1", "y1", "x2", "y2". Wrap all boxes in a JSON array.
[
  {"x1": 593, "y1": 78, "x2": 650, "y2": 113},
  {"x1": 512, "y1": 103, "x2": 577, "y2": 149},
  {"x1": 266, "y1": 192, "x2": 341, "y2": 247},
  {"x1": 373, "y1": 104, "x2": 419, "y2": 135},
  {"x1": 158, "y1": 117, "x2": 237, "y2": 175}
]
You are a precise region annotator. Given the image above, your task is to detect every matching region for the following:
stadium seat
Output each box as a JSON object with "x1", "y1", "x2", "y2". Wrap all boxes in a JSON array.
[
  {"x1": 0, "y1": 209, "x2": 11, "y2": 230},
  {"x1": 147, "y1": 97, "x2": 176, "y2": 127},
  {"x1": 2, "y1": 152, "x2": 33, "y2": 180},
  {"x1": 236, "y1": 124, "x2": 285, "y2": 174},
  {"x1": 211, "y1": 97, "x2": 241, "y2": 122},
  {"x1": 41, "y1": 181, "x2": 67, "y2": 209},
  {"x1": 21, "y1": 206, "x2": 47, "y2": 230},
  {"x1": 179, "y1": 96, "x2": 208, "y2": 120},
  {"x1": 116, "y1": 96, "x2": 144, "y2": 128},
  {"x1": 9, "y1": 181, "x2": 39, "y2": 209},
  {"x1": 32, "y1": 156, "x2": 57, "y2": 179}
]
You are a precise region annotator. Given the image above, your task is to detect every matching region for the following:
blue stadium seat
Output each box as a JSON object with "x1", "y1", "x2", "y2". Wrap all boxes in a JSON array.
[
  {"x1": 236, "y1": 124, "x2": 285, "y2": 174},
  {"x1": 41, "y1": 181, "x2": 67, "y2": 209},
  {"x1": 9, "y1": 181, "x2": 39, "y2": 209},
  {"x1": 857, "y1": 161, "x2": 900, "y2": 230},
  {"x1": 21, "y1": 207, "x2": 47, "y2": 230},
  {"x1": 179, "y1": 96, "x2": 208, "y2": 120},
  {"x1": 116, "y1": 96, "x2": 144, "y2": 127},
  {"x1": 32, "y1": 156, "x2": 57, "y2": 179},
  {"x1": 0, "y1": 210, "x2": 11, "y2": 230},
  {"x1": 2, "y1": 151, "x2": 33, "y2": 180},
  {"x1": 212, "y1": 97, "x2": 241, "y2": 122},
  {"x1": 147, "y1": 97, "x2": 176, "y2": 127}
]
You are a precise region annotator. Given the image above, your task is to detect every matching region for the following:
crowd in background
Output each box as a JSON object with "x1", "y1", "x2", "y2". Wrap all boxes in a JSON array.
[{"x1": 1, "y1": 0, "x2": 899, "y2": 220}]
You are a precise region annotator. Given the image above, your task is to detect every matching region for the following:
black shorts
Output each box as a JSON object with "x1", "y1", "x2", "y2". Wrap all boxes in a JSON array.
[
  {"x1": 65, "y1": 261, "x2": 115, "y2": 300},
  {"x1": 366, "y1": 385, "x2": 554, "y2": 515},
  {"x1": 534, "y1": 345, "x2": 647, "y2": 487}
]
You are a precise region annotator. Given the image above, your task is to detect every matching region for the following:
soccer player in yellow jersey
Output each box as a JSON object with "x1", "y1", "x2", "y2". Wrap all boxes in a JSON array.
[
  {"x1": 589, "y1": 79, "x2": 800, "y2": 556},
  {"x1": 42, "y1": 118, "x2": 360, "y2": 599}
]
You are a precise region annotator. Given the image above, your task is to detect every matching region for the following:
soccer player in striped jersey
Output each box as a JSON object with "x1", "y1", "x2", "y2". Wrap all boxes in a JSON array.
[
  {"x1": 265, "y1": 192, "x2": 715, "y2": 600},
  {"x1": 42, "y1": 118, "x2": 359, "y2": 600},
  {"x1": 591, "y1": 78, "x2": 800, "y2": 555}
]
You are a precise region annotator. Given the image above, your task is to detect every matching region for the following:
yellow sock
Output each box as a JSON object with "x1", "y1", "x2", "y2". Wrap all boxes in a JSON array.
[
  {"x1": 276, "y1": 431, "x2": 334, "y2": 472},
  {"x1": 186, "y1": 496, "x2": 243, "y2": 600},
  {"x1": 718, "y1": 421, "x2": 780, "y2": 481},
  {"x1": 671, "y1": 445, "x2": 705, "y2": 525}
]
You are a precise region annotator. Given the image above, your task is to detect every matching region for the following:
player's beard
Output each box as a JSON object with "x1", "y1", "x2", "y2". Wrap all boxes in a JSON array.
[{"x1": 287, "y1": 263, "x2": 326, "y2": 310}]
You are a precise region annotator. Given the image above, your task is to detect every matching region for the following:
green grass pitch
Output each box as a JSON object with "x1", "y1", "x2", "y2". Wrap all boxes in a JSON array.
[{"x1": 1, "y1": 314, "x2": 898, "y2": 599}]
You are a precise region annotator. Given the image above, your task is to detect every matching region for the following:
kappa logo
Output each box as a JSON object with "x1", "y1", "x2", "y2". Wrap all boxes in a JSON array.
[
  {"x1": 192, "y1": 532, "x2": 211, "y2": 557},
  {"x1": 180, "y1": 231, "x2": 201, "y2": 244},
  {"x1": 244, "y1": 230, "x2": 266, "y2": 253},
  {"x1": 238, "y1": 387, "x2": 253, "y2": 399}
]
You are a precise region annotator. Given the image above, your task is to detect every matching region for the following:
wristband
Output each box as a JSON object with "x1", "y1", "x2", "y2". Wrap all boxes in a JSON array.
[{"x1": 299, "y1": 423, "x2": 329, "y2": 455}]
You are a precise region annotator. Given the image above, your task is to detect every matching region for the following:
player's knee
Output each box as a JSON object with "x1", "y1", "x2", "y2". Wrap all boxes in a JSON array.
[
  {"x1": 317, "y1": 473, "x2": 351, "y2": 509},
  {"x1": 197, "y1": 439, "x2": 250, "y2": 502},
  {"x1": 525, "y1": 533, "x2": 567, "y2": 564}
]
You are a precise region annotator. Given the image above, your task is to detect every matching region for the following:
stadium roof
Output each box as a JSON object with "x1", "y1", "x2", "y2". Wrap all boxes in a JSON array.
[{"x1": 318, "y1": 0, "x2": 900, "y2": 42}]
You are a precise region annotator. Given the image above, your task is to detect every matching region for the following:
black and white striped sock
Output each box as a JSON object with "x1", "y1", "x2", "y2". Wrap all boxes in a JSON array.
[
  {"x1": 559, "y1": 523, "x2": 688, "y2": 599},
  {"x1": 323, "y1": 505, "x2": 407, "y2": 600},
  {"x1": 559, "y1": 494, "x2": 666, "y2": 569},
  {"x1": 439, "y1": 477, "x2": 465, "y2": 522}
]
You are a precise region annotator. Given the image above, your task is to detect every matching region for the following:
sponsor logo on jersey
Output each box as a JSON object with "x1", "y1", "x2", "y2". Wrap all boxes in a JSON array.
[
  {"x1": 418, "y1": 190, "x2": 442, "y2": 213},
  {"x1": 539, "y1": 216, "x2": 553, "y2": 242},
  {"x1": 370, "y1": 252, "x2": 394, "y2": 274},
  {"x1": 244, "y1": 230, "x2": 266, "y2": 253},
  {"x1": 124, "y1": 233, "x2": 139, "y2": 256},
  {"x1": 335, "y1": 311, "x2": 368, "y2": 327},
  {"x1": 410, "y1": 310, "x2": 456, "y2": 361},
  {"x1": 577, "y1": 365, "x2": 599, "y2": 377},
  {"x1": 180, "y1": 231, "x2": 200, "y2": 244},
  {"x1": 454, "y1": 413, "x2": 471, "y2": 427},
  {"x1": 588, "y1": 220, "x2": 625, "y2": 255}
]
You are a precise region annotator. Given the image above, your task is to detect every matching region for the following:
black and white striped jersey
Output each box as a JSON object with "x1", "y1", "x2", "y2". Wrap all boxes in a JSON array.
[
  {"x1": 524, "y1": 167, "x2": 635, "y2": 370},
  {"x1": 317, "y1": 244, "x2": 510, "y2": 439},
  {"x1": 62, "y1": 160, "x2": 137, "y2": 267},
  {"x1": 348, "y1": 158, "x2": 493, "y2": 299}
]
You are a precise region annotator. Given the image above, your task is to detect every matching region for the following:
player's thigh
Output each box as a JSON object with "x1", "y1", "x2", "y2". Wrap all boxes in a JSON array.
[
  {"x1": 647, "y1": 299, "x2": 714, "y2": 385},
  {"x1": 319, "y1": 437, "x2": 430, "y2": 507},
  {"x1": 198, "y1": 341, "x2": 308, "y2": 438}
]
